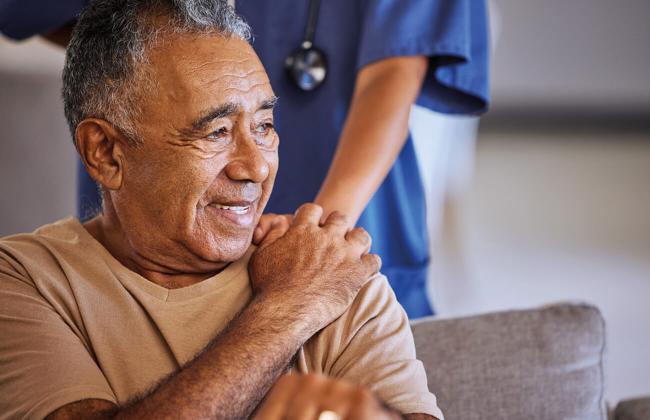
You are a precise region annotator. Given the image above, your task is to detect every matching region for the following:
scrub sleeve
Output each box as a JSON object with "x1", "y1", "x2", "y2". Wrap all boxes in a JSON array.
[{"x1": 353, "y1": 0, "x2": 489, "y2": 317}]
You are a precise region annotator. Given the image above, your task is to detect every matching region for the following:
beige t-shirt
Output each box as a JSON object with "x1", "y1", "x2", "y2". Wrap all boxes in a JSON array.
[{"x1": 0, "y1": 218, "x2": 442, "y2": 419}]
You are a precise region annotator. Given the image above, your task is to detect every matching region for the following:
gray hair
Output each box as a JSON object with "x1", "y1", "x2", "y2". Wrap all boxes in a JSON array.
[{"x1": 62, "y1": 0, "x2": 252, "y2": 146}]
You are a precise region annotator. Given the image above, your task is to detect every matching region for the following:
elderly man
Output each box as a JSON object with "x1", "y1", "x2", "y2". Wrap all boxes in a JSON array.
[{"x1": 0, "y1": 1, "x2": 442, "y2": 419}]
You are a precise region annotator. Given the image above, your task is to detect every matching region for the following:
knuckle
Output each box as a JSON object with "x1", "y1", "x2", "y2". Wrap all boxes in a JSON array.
[
  {"x1": 354, "y1": 228, "x2": 370, "y2": 241},
  {"x1": 303, "y1": 202, "x2": 322, "y2": 213},
  {"x1": 262, "y1": 214, "x2": 275, "y2": 223},
  {"x1": 293, "y1": 224, "x2": 311, "y2": 236},
  {"x1": 354, "y1": 227, "x2": 369, "y2": 239},
  {"x1": 273, "y1": 216, "x2": 288, "y2": 228},
  {"x1": 364, "y1": 254, "x2": 381, "y2": 271}
]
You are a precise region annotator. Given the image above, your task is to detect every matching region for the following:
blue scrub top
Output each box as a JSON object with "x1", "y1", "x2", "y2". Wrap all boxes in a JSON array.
[
  {"x1": 1, "y1": 0, "x2": 489, "y2": 318},
  {"x1": 236, "y1": 0, "x2": 489, "y2": 318}
]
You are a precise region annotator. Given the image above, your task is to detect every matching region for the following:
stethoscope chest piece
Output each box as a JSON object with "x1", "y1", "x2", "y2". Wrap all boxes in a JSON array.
[
  {"x1": 285, "y1": 0, "x2": 326, "y2": 92},
  {"x1": 285, "y1": 42, "x2": 328, "y2": 92}
]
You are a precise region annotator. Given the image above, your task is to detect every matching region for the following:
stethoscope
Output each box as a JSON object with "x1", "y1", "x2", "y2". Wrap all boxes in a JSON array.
[
  {"x1": 283, "y1": 0, "x2": 328, "y2": 91},
  {"x1": 228, "y1": 0, "x2": 327, "y2": 92}
]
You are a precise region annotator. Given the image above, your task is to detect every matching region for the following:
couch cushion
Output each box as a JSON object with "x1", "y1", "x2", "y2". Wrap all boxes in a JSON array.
[{"x1": 411, "y1": 303, "x2": 606, "y2": 420}]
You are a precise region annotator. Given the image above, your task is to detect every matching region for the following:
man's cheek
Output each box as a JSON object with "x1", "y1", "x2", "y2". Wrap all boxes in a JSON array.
[
  {"x1": 258, "y1": 179, "x2": 275, "y2": 213},
  {"x1": 186, "y1": 141, "x2": 231, "y2": 161},
  {"x1": 263, "y1": 154, "x2": 279, "y2": 189}
]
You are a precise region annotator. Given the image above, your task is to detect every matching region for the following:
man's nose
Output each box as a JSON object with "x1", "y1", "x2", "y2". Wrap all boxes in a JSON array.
[{"x1": 224, "y1": 133, "x2": 270, "y2": 183}]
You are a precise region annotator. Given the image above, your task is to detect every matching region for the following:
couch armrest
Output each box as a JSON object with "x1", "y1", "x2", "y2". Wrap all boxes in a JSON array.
[
  {"x1": 411, "y1": 303, "x2": 607, "y2": 420},
  {"x1": 614, "y1": 397, "x2": 650, "y2": 420}
]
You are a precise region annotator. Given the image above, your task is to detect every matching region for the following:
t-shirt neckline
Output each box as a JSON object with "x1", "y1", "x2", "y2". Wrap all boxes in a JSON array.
[{"x1": 64, "y1": 217, "x2": 252, "y2": 303}]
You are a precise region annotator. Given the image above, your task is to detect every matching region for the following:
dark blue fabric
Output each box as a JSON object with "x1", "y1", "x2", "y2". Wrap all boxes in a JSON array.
[
  {"x1": 77, "y1": 158, "x2": 101, "y2": 221},
  {"x1": 237, "y1": 0, "x2": 489, "y2": 318},
  {"x1": 1, "y1": 0, "x2": 489, "y2": 318},
  {"x1": 356, "y1": 0, "x2": 489, "y2": 114},
  {"x1": 0, "y1": 0, "x2": 86, "y2": 39}
]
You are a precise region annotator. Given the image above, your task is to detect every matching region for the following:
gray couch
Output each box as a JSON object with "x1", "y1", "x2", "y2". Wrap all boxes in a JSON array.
[{"x1": 410, "y1": 303, "x2": 649, "y2": 420}]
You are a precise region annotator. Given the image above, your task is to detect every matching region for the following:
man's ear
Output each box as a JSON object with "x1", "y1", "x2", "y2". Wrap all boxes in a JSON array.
[{"x1": 75, "y1": 119, "x2": 128, "y2": 191}]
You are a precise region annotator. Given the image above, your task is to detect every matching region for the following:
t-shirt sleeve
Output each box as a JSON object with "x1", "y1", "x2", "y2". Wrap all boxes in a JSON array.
[
  {"x1": 0, "y1": 0, "x2": 86, "y2": 40},
  {"x1": 357, "y1": 0, "x2": 489, "y2": 115},
  {"x1": 303, "y1": 274, "x2": 443, "y2": 419},
  {"x1": 0, "y1": 260, "x2": 117, "y2": 419}
]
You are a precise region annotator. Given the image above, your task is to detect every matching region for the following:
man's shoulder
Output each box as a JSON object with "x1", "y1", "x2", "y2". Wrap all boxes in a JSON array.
[
  {"x1": 1, "y1": 217, "x2": 83, "y2": 249},
  {"x1": 0, "y1": 217, "x2": 92, "y2": 288},
  {"x1": 303, "y1": 272, "x2": 406, "y2": 355},
  {"x1": 296, "y1": 272, "x2": 441, "y2": 417},
  {"x1": 348, "y1": 272, "x2": 400, "y2": 319}
]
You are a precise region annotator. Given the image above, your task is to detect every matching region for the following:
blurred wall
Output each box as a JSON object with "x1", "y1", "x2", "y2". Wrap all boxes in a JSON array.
[
  {"x1": 0, "y1": 38, "x2": 75, "y2": 236},
  {"x1": 490, "y1": 0, "x2": 650, "y2": 112}
]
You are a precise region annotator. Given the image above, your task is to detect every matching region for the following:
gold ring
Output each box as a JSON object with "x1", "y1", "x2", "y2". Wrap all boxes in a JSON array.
[{"x1": 317, "y1": 410, "x2": 342, "y2": 420}]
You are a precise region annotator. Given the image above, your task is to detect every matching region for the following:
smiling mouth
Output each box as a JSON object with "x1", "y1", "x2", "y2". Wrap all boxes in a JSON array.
[{"x1": 209, "y1": 203, "x2": 251, "y2": 214}]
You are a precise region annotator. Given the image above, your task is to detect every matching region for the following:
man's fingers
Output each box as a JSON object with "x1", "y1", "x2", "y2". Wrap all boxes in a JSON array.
[
  {"x1": 284, "y1": 374, "x2": 325, "y2": 420},
  {"x1": 254, "y1": 374, "x2": 299, "y2": 420},
  {"x1": 361, "y1": 253, "x2": 382, "y2": 276},
  {"x1": 322, "y1": 211, "x2": 350, "y2": 233},
  {"x1": 256, "y1": 215, "x2": 292, "y2": 246},
  {"x1": 259, "y1": 228, "x2": 284, "y2": 248},
  {"x1": 259, "y1": 218, "x2": 290, "y2": 247},
  {"x1": 253, "y1": 214, "x2": 278, "y2": 245},
  {"x1": 293, "y1": 203, "x2": 323, "y2": 226},
  {"x1": 346, "y1": 388, "x2": 392, "y2": 420},
  {"x1": 316, "y1": 378, "x2": 355, "y2": 420},
  {"x1": 344, "y1": 227, "x2": 371, "y2": 253}
]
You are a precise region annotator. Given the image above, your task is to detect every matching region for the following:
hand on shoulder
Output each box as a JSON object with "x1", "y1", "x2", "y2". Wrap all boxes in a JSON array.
[{"x1": 249, "y1": 203, "x2": 381, "y2": 334}]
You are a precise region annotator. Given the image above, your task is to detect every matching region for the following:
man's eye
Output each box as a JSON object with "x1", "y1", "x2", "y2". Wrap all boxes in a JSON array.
[
  {"x1": 207, "y1": 127, "x2": 229, "y2": 140},
  {"x1": 255, "y1": 123, "x2": 274, "y2": 135}
]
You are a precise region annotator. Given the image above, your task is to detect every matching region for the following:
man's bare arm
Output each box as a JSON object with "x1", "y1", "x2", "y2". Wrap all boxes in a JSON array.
[
  {"x1": 46, "y1": 204, "x2": 379, "y2": 419},
  {"x1": 46, "y1": 400, "x2": 114, "y2": 420},
  {"x1": 47, "y1": 298, "x2": 310, "y2": 419}
]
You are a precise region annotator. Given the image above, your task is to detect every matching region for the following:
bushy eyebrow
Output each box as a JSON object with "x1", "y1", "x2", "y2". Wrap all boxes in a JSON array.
[
  {"x1": 259, "y1": 96, "x2": 279, "y2": 111},
  {"x1": 189, "y1": 102, "x2": 238, "y2": 132},
  {"x1": 188, "y1": 96, "x2": 279, "y2": 133}
]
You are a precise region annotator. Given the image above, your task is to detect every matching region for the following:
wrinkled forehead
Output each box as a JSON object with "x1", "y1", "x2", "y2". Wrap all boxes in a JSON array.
[{"x1": 142, "y1": 34, "x2": 272, "y2": 115}]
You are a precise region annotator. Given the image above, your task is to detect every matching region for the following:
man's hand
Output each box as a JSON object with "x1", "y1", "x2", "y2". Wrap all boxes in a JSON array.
[
  {"x1": 249, "y1": 203, "x2": 381, "y2": 334},
  {"x1": 254, "y1": 374, "x2": 400, "y2": 420},
  {"x1": 253, "y1": 213, "x2": 293, "y2": 245}
]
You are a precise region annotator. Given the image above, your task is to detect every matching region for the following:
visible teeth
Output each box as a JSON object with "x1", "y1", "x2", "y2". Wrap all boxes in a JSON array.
[{"x1": 211, "y1": 203, "x2": 249, "y2": 213}]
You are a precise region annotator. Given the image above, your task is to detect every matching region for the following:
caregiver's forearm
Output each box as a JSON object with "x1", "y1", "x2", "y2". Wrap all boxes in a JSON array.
[{"x1": 314, "y1": 55, "x2": 428, "y2": 224}]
